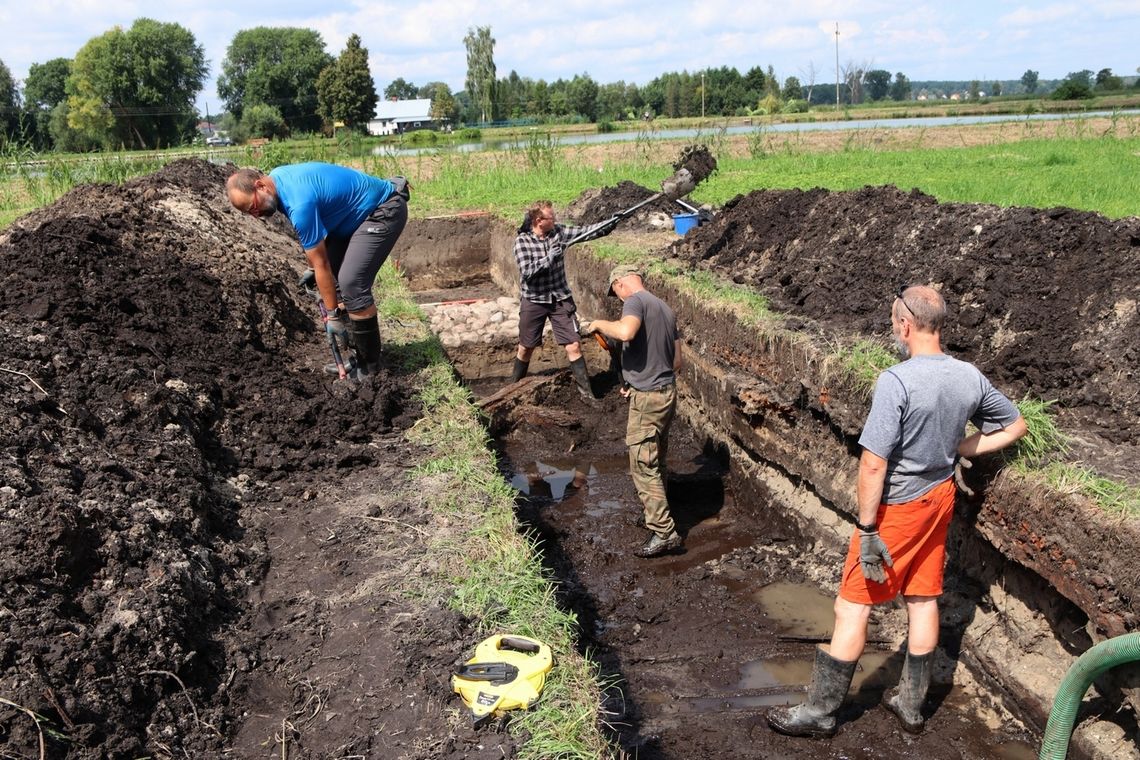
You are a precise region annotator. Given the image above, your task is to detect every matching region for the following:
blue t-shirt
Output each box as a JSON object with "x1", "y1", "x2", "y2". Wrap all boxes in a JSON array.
[
  {"x1": 269, "y1": 163, "x2": 394, "y2": 249},
  {"x1": 858, "y1": 354, "x2": 1020, "y2": 503}
]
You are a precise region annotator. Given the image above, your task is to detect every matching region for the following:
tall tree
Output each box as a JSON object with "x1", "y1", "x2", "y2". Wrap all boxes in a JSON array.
[
  {"x1": 24, "y1": 59, "x2": 71, "y2": 111},
  {"x1": 316, "y1": 34, "x2": 378, "y2": 130},
  {"x1": 384, "y1": 78, "x2": 418, "y2": 100},
  {"x1": 464, "y1": 26, "x2": 496, "y2": 123},
  {"x1": 566, "y1": 73, "x2": 599, "y2": 121},
  {"x1": 419, "y1": 82, "x2": 459, "y2": 123},
  {"x1": 1095, "y1": 68, "x2": 1123, "y2": 91},
  {"x1": 1020, "y1": 69, "x2": 1039, "y2": 94},
  {"x1": 890, "y1": 72, "x2": 911, "y2": 101},
  {"x1": 865, "y1": 69, "x2": 891, "y2": 101},
  {"x1": 67, "y1": 19, "x2": 206, "y2": 149},
  {"x1": 218, "y1": 27, "x2": 333, "y2": 133},
  {"x1": 22, "y1": 58, "x2": 72, "y2": 149},
  {"x1": 1053, "y1": 70, "x2": 1093, "y2": 99},
  {"x1": 781, "y1": 76, "x2": 803, "y2": 102},
  {"x1": 0, "y1": 58, "x2": 18, "y2": 141}
]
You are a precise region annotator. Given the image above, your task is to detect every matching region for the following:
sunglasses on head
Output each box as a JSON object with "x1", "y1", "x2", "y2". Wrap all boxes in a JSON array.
[{"x1": 896, "y1": 284, "x2": 918, "y2": 320}]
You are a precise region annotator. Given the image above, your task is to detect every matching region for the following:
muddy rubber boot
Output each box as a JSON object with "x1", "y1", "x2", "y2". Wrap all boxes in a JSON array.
[
  {"x1": 569, "y1": 357, "x2": 595, "y2": 399},
  {"x1": 883, "y1": 650, "x2": 932, "y2": 733},
  {"x1": 766, "y1": 646, "x2": 857, "y2": 738},
  {"x1": 348, "y1": 315, "x2": 383, "y2": 377},
  {"x1": 510, "y1": 358, "x2": 529, "y2": 383}
]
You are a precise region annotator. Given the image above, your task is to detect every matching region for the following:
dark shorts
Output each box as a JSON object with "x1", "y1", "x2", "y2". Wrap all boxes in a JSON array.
[
  {"x1": 518, "y1": 297, "x2": 581, "y2": 348},
  {"x1": 326, "y1": 193, "x2": 408, "y2": 312}
]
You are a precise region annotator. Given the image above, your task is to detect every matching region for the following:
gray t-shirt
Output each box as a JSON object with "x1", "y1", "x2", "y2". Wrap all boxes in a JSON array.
[
  {"x1": 858, "y1": 354, "x2": 1020, "y2": 504},
  {"x1": 621, "y1": 290, "x2": 678, "y2": 391}
]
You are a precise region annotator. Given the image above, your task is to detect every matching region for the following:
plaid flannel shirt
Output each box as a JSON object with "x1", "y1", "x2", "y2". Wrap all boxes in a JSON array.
[{"x1": 514, "y1": 220, "x2": 614, "y2": 303}]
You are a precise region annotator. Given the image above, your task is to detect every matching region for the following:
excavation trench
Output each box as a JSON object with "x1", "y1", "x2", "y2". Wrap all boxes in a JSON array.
[{"x1": 395, "y1": 206, "x2": 1139, "y2": 760}]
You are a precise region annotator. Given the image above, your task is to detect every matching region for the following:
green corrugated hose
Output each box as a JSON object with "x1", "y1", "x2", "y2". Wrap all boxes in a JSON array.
[{"x1": 1039, "y1": 631, "x2": 1140, "y2": 759}]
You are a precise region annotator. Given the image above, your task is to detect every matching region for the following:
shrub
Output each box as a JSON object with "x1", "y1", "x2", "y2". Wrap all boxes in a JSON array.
[
  {"x1": 457, "y1": 127, "x2": 481, "y2": 140},
  {"x1": 241, "y1": 104, "x2": 287, "y2": 140},
  {"x1": 403, "y1": 129, "x2": 439, "y2": 145}
]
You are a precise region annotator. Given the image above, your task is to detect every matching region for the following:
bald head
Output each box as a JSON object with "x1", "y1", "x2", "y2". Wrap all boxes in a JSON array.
[{"x1": 893, "y1": 285, "x2": 946, "y2": 333}]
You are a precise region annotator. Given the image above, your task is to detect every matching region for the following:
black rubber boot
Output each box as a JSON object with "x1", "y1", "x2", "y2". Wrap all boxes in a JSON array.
[
  {"x1": 569, "y1": 357, "x2": 595, "y2": 399},
  {"x1": 766, "y1": 646, "x2": 858, "y2": 738},
  {"x1": 348, "y1": 315, "x2": 383, "y2": 377},
  {"x1": 883, "y1": 650, "x2": 933, "y2": 733},
  {"x1": 510, "y1": 357, "x2": 529, "y2": 383}
]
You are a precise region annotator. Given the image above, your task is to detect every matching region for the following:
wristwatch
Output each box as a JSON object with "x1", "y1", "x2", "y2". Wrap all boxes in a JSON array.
[{"x1": 856, "y1": 520, "x2": 877, "y2": 533}]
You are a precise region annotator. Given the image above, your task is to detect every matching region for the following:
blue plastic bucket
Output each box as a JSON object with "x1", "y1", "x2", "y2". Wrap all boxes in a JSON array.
[{"x1": 672, "y1": 213, "x2": 699, "y2": 235}]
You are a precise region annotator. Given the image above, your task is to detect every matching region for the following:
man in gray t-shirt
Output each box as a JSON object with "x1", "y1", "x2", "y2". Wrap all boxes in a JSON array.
[
  {"x1": 769, "y1": 285, "x2": 1027, "y2": 740},
  {"x1": 588, "y1": 265, "x2": 684, "y2": 558}
]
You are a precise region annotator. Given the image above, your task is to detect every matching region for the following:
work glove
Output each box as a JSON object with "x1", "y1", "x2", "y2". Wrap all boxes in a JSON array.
[
  {"x1": 324, "y1": 307, "x2": 350, "y2": 346},
  {"x1": 953, "y1": 456, "x2": 975, "y2": 498},
  {"x1": 599, "y1": 216, "x2": 620, "y2": 235},
  {"x1": 858, "y1": 529, "x2": 893, "y2": 584}
]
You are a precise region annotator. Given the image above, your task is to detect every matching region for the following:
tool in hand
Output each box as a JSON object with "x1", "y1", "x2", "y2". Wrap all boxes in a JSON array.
[
  {"x1": 317, "y1": 301, "x2": 349, "y2": 380},
  {"x1": 300, "y1": 268, "x2": 351, "y2": 380}
]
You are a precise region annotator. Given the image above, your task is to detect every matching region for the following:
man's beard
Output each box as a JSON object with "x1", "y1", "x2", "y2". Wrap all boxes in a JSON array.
[
  {"x1": 260, "y1": 194, "x2": 279, "y2": 217},
  {"x1": 894, "y1": 335, "x2": 910, "y2": 358}
]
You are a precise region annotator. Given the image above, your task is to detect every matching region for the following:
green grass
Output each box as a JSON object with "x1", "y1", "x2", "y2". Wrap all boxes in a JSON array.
[
  {"x1": 707, "y1": 131, "x2": 1140, "y2": 219},
  {"x1": 1010, "y1": 397, "x2": 1069, "y2": 465},
  {"x1": 833, "y1": 339, "x2": 898, "y2": 393},
  {"x1": 376, "y1": 270, "x2": 613, "y2": 759},
  {"x1": 1035, "y1": 462, "x2": 1140, "y2": 519}
]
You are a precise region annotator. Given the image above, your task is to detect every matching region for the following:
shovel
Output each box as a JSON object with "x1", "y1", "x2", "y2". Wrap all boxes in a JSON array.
[{"x1": 566, "y1": 168, "x2": 699, "y2": 246}]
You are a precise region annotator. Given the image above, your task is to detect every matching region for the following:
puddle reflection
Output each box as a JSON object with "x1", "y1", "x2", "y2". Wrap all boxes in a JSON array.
[{"x1": 512, "y1": 460, "x2": 596, "y2": 500}]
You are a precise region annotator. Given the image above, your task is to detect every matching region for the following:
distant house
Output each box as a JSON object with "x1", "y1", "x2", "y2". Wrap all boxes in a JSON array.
[{"x1": 367, "y1": 98, "x2": 436, "y2": 136}]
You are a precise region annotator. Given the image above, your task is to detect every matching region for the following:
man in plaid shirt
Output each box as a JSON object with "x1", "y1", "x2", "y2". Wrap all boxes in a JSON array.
[{"x1": 510, "y1": 200, "x2": 619, "y2": 398}]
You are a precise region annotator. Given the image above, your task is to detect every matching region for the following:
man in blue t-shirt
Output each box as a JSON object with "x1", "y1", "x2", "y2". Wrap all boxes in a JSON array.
[
  {"x1": 227, "y1": 162, "x2": 409, "y2": 378},
  {"x1": 768, "y1": 284, "x2": 1027, "y2": 740}
]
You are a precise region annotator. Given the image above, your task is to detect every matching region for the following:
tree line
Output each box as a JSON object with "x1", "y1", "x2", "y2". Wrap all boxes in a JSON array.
[{"x1": 1, "y1": 17, "x2": 1137, "y2": 152}]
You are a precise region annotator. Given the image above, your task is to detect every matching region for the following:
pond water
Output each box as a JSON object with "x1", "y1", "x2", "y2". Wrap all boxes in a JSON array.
[{"x1": 374, "y1": 108, "x2": 1140, "y2": 157}]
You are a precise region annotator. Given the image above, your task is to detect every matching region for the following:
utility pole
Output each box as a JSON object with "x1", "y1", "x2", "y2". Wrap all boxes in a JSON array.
[
  {"x1": 701, "y1": 71, "x2": 706, "y2": 120},
  {"x1": 835, "y1": 23, "x2": 841, "y2": 111}
]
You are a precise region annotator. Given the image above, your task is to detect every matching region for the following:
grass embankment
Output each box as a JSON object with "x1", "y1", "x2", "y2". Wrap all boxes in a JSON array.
[{"x1": 375, "y1": 265, "x2": 613, "y2": 759}]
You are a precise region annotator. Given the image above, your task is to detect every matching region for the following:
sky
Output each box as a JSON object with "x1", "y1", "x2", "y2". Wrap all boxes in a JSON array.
[{"x1": 3, "y1": 0, "x2": 1138, "y2": 114}]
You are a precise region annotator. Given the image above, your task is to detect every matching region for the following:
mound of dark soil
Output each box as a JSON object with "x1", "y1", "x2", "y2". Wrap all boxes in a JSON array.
[
  {"x1": 0, "y1": 159, "x2": 421, "y2": 757},
  {"x1": 564, "y1": 180, "x2": 673, "y2": 226},
  {"x1": 669, "y1": 186, "x2": 1140, "y2": 456}
]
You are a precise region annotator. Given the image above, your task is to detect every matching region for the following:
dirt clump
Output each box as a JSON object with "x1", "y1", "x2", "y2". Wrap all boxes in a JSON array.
[
  {"x1": 0, "y1": 159, "x2": 478, "y2": 758},
  {"x1": 672, "y1": 143, "x2": 717, "y2": 185}
]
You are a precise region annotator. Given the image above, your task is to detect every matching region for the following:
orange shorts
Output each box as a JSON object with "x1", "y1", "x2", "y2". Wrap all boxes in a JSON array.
[{"x1": 838, "y1": 478, "x2": 957, "y2": 605}]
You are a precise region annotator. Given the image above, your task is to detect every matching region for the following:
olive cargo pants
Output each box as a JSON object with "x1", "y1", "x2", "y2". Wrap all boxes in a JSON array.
[{"x1": 626, "y1": 384, "x2": 677, "y2": 537}]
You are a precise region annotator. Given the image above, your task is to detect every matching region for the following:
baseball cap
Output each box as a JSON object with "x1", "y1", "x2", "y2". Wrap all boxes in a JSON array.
[{"x1": 607, "y1": 264, "x2": 640, "y2": 296}]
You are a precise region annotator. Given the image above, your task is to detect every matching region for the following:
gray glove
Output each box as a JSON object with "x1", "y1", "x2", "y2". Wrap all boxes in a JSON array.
[
  {"x1": 324, "y1": 307, "x2": 350, "y2": 345},
  {"x1": 859, "y1": 530, "x2": 894, "y2": 584},
  {"x1": 954, "y1": 456, "x2": 975, "y2": 497}
]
